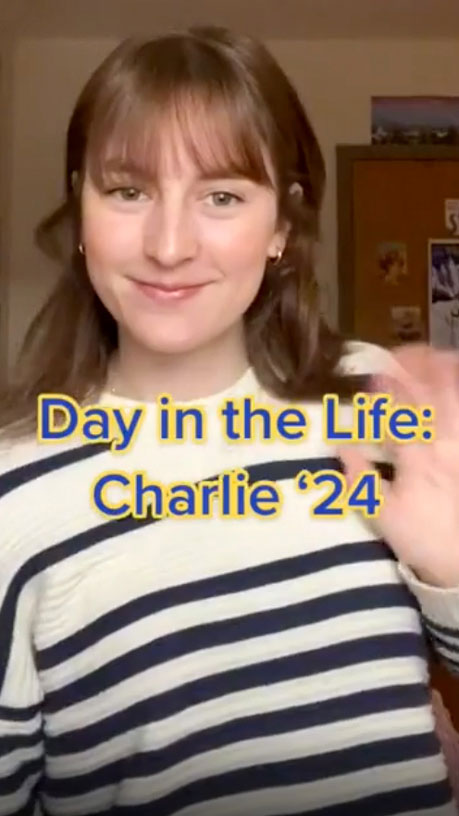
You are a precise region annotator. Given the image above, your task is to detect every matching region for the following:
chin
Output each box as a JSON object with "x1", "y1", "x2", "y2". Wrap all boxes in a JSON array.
[{"x1": 132, "y1": 328, "x2": 214, "y2": 356}]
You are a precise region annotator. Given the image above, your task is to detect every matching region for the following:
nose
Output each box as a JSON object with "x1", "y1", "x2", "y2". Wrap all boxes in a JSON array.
[{"x1": 143, "y1": 196, "x2": 198, "y2": 268}]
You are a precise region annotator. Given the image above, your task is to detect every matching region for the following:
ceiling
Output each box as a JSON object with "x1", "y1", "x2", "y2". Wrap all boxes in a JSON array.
[{"x1": 2, "y1": 0, "x2": 459, "y2": 39}]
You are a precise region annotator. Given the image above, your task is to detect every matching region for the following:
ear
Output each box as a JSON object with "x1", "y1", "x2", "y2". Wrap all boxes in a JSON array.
[
  {"x1": 71, "y1": 170, "x2": 83, "y2": 195},
  {"x1": 267, "y1": 182, "x2": 303, "y2": 260},
  {"x1": 289, "y1": 182, "x2": 303, "y2": 199},
  {"x1": 267, "y1": 227, "x2": 288, "y2": 261}
]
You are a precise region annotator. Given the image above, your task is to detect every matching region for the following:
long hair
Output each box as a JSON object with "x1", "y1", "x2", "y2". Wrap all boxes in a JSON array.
[{"x1": 0, "y1": 26, "x2": 362, "y2": 436}]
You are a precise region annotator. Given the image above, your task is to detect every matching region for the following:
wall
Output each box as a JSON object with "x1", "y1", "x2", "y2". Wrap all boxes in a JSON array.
[
  {"x1": 0, "y1": 36, "x2": 14, "y2": 380},
  {"x1": 6, "y1": 38, "x2": 115, "y2": 370},
  {"x1": 5, "y1": 36, "x2": 459, "y2": 367}
]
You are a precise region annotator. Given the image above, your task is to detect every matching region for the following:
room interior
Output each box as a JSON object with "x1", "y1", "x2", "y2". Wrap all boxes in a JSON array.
[{"x1": 1, "y1": 0, "x2": 459, "y2": 772}]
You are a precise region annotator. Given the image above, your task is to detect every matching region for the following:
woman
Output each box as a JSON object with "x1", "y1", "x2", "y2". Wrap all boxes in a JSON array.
[{"x1": 1, "y1": 26, "x2": 459, "y2": 816}]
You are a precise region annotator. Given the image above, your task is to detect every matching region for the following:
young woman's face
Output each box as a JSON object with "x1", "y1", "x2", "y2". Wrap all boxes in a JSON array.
[{"x1": 81, "y1": 130, "x2": 286, "y2": 356}]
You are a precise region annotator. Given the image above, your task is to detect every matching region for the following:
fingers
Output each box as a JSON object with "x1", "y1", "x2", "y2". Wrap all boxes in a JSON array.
[
  {"x1": 338, "y1": 445, "x2": 370, "y2": 486},
  {"x1": 338, "y1": 444, "x2": 391, "y2": 524},
  {"x1": 372, "y1": 346, "x2": 459, "y2": 439}
]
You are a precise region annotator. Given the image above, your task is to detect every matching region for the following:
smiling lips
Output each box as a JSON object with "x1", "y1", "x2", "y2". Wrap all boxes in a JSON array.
[{"x1": 132, "y1": 279, "x2": 208, "y2": 302}]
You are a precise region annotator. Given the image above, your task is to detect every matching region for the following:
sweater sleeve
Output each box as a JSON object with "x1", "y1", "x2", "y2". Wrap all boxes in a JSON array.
[
  {"x1": 398, "y1": 563, "x2": 459, "y2": 676},
  {"x1": 0, "y1": 552, "x2": 44, "y2": 815}
]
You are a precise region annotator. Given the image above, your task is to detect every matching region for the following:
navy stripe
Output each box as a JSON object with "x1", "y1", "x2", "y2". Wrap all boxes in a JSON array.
[
  {"x1": 0, "y1": 445, "x2": 393, "y2": 500},
  {"x1": 434, "y1": 650, "x2": 459, "y2": 670},
  {"x1": 0, "y1": 731, "x2": 42, "y2": 755},
  {"x1": 246, "y1": 456, "x2": 341, "y2": 480},
  {"x1": 46, "y1": 632, "x2": 425, "y2": 755},
  {"x1": 40, "y1": 781, "x2": 451, "y2": 816},
  {"x1": 43, "y1": 683, "x2": 430, "y2": 798},
  {"x1": 7, "y1": 800, "x2": 39, "y2": 816},
  {"x1": 0, "y1": 442, "x2": 109, "y2": 498},
  {"x1": 0, "y1": 452, "x2": 337, "y2": 689},
  {"x1": 37, "y1": 539, "x2": 393, "y2": 671},
  {"x1": 287, "y1": 781, "x2": 452, "y2": 816},
  {"x1": 0, "y1": 756, "x2": 43, "y2": 796},
  {"x1": 0, "y1": 702, "x2": 41, "y2": 721},
  {"x1": 424, "y1": 613, "x2": 459, "y2": 642},
  {"x1": 43, "y1": 582, "x2": 414, "y2": 713},
  {"x1": 430, "y1": 632, "x2": 459, "y2": 666},
  {"x1": 0, "y1": 455, "x2": 389, "y2": 690},
  {"x1": 111, "y1": 733, "x2": 441, "y2": 816},
  {"x1": 423, "y1": 619, "x2": 459, "y2": 670},
  {"x1": 440, "y1": 655, "x2": 459, "y2": 676}
]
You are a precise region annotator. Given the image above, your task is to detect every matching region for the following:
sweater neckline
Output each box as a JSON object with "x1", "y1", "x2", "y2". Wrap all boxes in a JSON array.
[{"x1": 98, "y1": 365, "x2": 260, "y2": 409}]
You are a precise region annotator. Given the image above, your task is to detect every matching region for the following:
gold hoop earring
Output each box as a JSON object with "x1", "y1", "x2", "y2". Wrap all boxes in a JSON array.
[
  {"x1": 271, "y1": 249, "x2": 283, "y2": 266},
  {"x1": 78, "y1": 242, "x2": 85, "y2": 256}
]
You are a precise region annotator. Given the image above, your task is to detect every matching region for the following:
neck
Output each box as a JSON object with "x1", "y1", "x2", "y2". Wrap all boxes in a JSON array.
[{"x1": 109, "y1": 326, "x2": 250, "y2": 402}]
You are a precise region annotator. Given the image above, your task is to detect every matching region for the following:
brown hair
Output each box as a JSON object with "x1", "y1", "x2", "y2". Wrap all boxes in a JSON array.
[{"x1": 0, "y1": 26, "x2": 362, "y2": 436}]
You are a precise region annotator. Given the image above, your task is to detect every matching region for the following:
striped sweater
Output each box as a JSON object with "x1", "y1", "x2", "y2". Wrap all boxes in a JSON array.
[{"x1": 1, "y1": 342, "x2": 459, "y2": 816}]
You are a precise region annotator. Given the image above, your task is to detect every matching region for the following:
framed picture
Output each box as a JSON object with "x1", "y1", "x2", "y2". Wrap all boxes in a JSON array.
[
  {"x1": 390, "y1": 306, "x2": 423, "y2": 344},
  {"x1": 372, "y1": 97, "x2": 459, "y2": 146},
  {"x1": 429, "y1": 239, "x2": 459, "y2": 349}
]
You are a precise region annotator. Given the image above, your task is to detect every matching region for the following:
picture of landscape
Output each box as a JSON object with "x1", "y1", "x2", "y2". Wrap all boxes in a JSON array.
[{"x1": 372, "y1": 96, "x2": 459, "y2": 145}]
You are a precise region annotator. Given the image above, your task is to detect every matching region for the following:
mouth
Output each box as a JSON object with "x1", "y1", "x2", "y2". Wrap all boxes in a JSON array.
[{"x1": 131, "y1": 280, "x2": 209, "y2": 302}]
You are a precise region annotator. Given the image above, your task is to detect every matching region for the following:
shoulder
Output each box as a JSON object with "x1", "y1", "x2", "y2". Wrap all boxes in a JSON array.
[
  {"x1": 0, "y1": 432, "x2": 96, "y2": 519},
  {"x1": 0, "y1": 433, "x2": 53, "y2": 476},
  {"x1": 0, "y1": 431, "x2": 85, "y2": 478},
  {"x1": 0, "y1": 432, "x2": 109, "y2": 580}
]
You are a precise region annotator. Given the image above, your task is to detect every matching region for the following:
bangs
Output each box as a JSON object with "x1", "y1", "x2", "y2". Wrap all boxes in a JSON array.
[{"x1": 85, "y1": 74, "x2": 274, "y2": 189}]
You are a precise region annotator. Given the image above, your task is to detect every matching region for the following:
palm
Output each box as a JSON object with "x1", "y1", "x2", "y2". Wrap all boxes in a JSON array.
[{"x1": 340, "y1": 345, "x2": 459, "y2": 587}]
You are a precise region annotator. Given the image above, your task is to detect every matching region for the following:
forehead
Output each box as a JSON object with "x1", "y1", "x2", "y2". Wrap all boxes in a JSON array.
[
  {"x1": 103, "y1": 136, "x2": 270, "y2": 187},
  {"x1": 85, "y1": 92, "x2": 275, "y2": 188}
]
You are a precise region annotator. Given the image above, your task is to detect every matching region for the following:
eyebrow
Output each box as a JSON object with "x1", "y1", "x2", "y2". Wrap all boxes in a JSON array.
[
  {"x1": 99, "y1": 158, "x2": 253, "y2": 183},
  {"x1": 198, "y1": 171, "x2": 253, "y2": 182},
  {"x1": 99, "y1": 159, "x2": 153, "y2": 180}
]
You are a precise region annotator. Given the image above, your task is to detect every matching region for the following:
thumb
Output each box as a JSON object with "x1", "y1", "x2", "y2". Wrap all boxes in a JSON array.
[
  {"x1": 338, "y1": 444, "x2": 390, "y2": 524},
  {"x1": 337, "y1": 445, "x2": 370, "y2": 487}
]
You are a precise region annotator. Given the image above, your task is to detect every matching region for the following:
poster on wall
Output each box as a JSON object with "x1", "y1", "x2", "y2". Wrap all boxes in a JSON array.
[
  {"x1": 390, "y1": 307, "x2": 423, "y2": 344},
  {"x1": 371, "y1": 97, "x2": 459, "y2": 145},
  {"x1": 445, "y1": 199, "x2": 459, "y2": 236},
  {"x1": 376, "y1": 241, "x2": 408, "y2": 286},
  {"x1": 429, "y1": 239, "x2": 459, "y2": 349}
]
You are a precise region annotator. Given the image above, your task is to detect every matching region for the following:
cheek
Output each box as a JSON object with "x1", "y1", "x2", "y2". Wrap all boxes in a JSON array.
[
  {"x1": 203, "y1": 210, "x2": 278, "y2": 279},
  {"x1": 81, "y1": 213, "x2": 140, "y2": 320},
  {"x1": 84, "y1": 222, "x2": 137, "y2": 271},
  {"x1": 81, "y1": 196, "x2": 141, "y2": 276}
]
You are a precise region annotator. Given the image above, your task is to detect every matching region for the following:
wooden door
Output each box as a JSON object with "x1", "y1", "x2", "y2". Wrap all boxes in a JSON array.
[{"x1": 337, "y1": 146, "x2": 459, "y2": 347}]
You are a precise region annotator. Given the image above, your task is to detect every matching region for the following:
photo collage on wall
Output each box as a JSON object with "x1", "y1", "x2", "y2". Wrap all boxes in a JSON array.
[
  {"x1": 373, "y1": 234, "x2": 459, "y2": 351},
  {"x1": 371, "y1": 97, "x2": 459, "y2": 349}
]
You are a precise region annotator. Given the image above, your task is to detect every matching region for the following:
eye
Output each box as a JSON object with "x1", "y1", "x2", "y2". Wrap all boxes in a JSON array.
[
  {"x1": 208, "y1": 191, "x2": 243, "y2": 207},
  {"x1": 108, "y1": 187, "x2": 147, "y2": 202}
]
